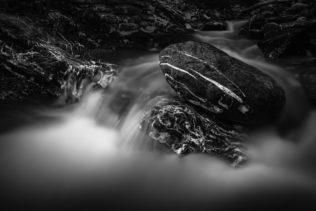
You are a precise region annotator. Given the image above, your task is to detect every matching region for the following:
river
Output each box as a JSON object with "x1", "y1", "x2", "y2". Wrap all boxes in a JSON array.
[{"x1": 1, "y1": 21, "x2": 316, "y2": 210}]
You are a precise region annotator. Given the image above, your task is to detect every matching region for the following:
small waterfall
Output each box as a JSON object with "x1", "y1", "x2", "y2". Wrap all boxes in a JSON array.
[{"x1": 1, "y1": 21, "x2": 316, "y2": 209}]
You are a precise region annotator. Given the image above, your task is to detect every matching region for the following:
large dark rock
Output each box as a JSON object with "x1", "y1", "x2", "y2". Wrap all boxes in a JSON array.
[
  {"x1": 159, "y1": 41, "x2": 285, "y2": 125},
  {"x1": 141, "y1": 97, "x2": 247, "y2": 166}
]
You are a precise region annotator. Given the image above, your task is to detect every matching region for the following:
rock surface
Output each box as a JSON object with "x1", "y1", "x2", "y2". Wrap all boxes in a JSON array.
[
  {"x1": 142, "y1": 97, "x2": 247, "y2": 166},
  {"x1": 0, "y1": 14, "x2": 117, "y2": 102},
  {"x1": 257, "y1": 17, "x2": 316, "y2": 59},
  {"x1": 240, "y1": 0, "x2": 316, "y2": 59},
  {"x1": 0, "y1": 0, "x2": 247, "y2": 102},
  {"x1": 296, "y1": 60, "x2": 316, "y2": 106},
  {"x1": 159, "y1": 41, "x2": 286, "y2": 125},
  {"x1": 1, "y1": 0, "x2": 237, "y2": 51}
]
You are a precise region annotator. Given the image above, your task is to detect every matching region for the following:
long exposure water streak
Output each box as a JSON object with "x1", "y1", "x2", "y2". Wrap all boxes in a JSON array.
[{"x1": 1, "y1": 21, "x2": 316, "y2": 210}]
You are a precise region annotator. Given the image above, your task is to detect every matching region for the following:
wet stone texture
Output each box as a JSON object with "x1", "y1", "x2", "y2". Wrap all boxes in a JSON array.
[
  {"x1": 0, "y1": 14, "x2": 117, "y2": 102},
  {"x1": 159, "y1": 41, "x2": 286, "y2": 125},
  {"x1": 296, "y1": 60, "x2": 316, "y2": 107},
  {"x1": 240, "y1": 1, "x2": 316, "y2": 59},
  {"x1": 142, "y1": 97, "x2": 247, "y2": 166},
  {"x1": 0, "y1": 0, "x2": 246, "y2": 102}
]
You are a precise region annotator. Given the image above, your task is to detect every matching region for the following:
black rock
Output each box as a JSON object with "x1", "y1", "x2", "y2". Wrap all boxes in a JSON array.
[
  {"x1": 258, "y1": 18, "x2": 316, "y2": 59},
  {"x1": 202, "y1": 21, "x2": 227, "y2": 31},
  {"x1": 286, "y1": 3, "x2": 309, "y2": 15},
  {"x1": 262, "y1": 22, "x2": 281, "y2": 38},
  {"x1": 240, "y1": 0, "x2": 316, "y2": 59},
  {"x1": 159, "y1": 41, "x2": 286, "y2": 125},
  {"x1": 300, "y1": 73, "x2": 316, "y2": 107},
  {"x1": 297, "y1": 60, "x2": 316, "y2": 107},
  {"x1": 0, "y1": 14, "x2": 117, "y2": 102},
  {"x1": 141, "y1": 97, "x2": 247, "y2": 166}
]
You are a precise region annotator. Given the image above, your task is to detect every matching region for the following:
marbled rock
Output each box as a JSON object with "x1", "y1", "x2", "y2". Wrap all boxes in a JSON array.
[
  {"x1": 142, "y1": 97, "x2": 247, "y2": 166},
  {"x1": 159, "y1": 41, "x2": 285, "y2": 125}
]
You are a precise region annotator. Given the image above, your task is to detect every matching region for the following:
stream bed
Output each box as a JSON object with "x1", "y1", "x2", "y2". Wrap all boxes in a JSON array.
[{"x1": 1, "y1": 21, "x2": 316, "y2": 210}]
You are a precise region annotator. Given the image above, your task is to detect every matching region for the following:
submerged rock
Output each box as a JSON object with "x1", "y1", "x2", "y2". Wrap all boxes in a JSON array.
[
  {"x1": 159, "y1": 41, "x2": 285, "y2": 125},
  {"x1": 142, "y1": 97, "x2": 247, "y2": 166}
]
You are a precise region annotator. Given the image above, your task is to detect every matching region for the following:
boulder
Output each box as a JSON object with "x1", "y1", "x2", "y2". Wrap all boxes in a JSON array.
[
  {"x1": 159, "y1": 41, "x2": 285, "y2": 125},
  {"x1": 0, "y1": 14, "x2": 117, "y2": 102},
  {"x1": 141, "y1": 97, "x2": 247, "y2": 166}
]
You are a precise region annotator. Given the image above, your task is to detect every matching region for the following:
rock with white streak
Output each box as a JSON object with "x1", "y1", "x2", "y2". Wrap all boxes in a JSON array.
[
  {"x1": 159, "y1": 41, "x2": 286, "y2": 125},
  {"x1": 141, "y1": 97, "x2": 247, "y2": 166}
]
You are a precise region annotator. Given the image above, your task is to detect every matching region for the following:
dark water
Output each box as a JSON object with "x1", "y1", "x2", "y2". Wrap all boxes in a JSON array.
[{"x1": 1, "y1": 21, "x2": 316, "y2": 210}]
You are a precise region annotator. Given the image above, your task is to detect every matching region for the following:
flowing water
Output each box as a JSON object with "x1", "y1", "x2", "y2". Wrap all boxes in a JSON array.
[{"x1": 1, "y1": 21, "x2": 316, "y2": 210}]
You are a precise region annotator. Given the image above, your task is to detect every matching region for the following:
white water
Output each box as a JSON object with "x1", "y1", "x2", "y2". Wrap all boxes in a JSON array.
[{"x1": 1, "y1": 21, "x2": 316, "y2": 210}]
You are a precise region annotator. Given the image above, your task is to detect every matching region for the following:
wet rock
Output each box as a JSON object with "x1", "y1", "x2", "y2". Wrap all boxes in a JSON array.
[
  {"x1": 296, "y1": 60, "x2": 316, "y2": 107},
  {"x1": 1, "y1": 0, "x2": 231, "y2": 51},
  {"x1": 247, "y1": 14, "x2": 267, "y2": 39},
  {"x1": 258, "y1": 18, "x2": 316, "y2": 59},
  {"x1": 159, "y1": 41, "x2": 285, "y2": 125},
  {"x1": 300, "y1": 73, "x2": 316, "y2": 107},
  {"x1": 240, "y1": 0, "x2": 316, "y2": 59},
  {"x1": 201, "y1": 21, "x2": 227, "y2": 31},
  {"x1": 286, "y1": 3, "x2": 309, "y2": 15},
  {"x1": 0, "y1": 42, "x2": 117, "y2": 102},
  {"x1": 262, "y1": 22, "x2": 280, "y2": 38},
  {"x1": 72, "y1": 0, "x2": 232, "y2": 50},
  {"x1": 141, "y1": 97, "x2": 247, "y2": 166},
  {"x1": 0, "y1": 14, "x2": 117, "y2": 102}
]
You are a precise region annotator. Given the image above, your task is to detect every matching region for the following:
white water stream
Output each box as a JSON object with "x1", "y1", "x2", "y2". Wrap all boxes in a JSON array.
[{"x1": 1, "y1": 21, "x2": 316, "y2": 210}]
